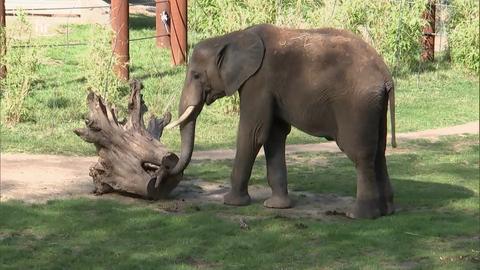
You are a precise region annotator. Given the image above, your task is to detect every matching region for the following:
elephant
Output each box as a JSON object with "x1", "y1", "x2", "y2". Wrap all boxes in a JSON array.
[{"x1": 165, "y1": 24, "x2": 396, "y2": 219}]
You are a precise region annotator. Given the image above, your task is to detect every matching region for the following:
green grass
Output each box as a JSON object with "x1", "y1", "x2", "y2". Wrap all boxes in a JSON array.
[
  {"x1": 1, "y1": 135, "x2": 479, "y2": 269},
  {"x1": 1, "y1": 15, "x2": 479, "y2": 156}
]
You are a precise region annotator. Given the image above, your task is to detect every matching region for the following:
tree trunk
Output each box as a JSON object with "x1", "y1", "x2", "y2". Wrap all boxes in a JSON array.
[{"x1": 74, "y1": 80, "x2": 181, "y2": 200}]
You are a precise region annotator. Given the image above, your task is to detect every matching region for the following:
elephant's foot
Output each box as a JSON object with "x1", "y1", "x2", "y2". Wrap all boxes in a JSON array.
[
  {"x1": 224, "y1": 191, "x2": 251, "y2": 206},
  {"x1": 383, "y1": 198, "x2": 395, "y2": 216},
  {"x1": 346, "y1": 199, "x2": 382, "y2": 219},
  {"x1": 264, "y1": 195, "x2": 292, "y2": 209}
]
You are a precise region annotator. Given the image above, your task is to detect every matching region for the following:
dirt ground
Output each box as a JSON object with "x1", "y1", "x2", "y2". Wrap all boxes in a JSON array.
[
  {"x1": 5, "y1": 0, "x2": 155, "y2": 37},
  {"x1": 1, "y1": 121, "x2": 478, "y2": 219}
]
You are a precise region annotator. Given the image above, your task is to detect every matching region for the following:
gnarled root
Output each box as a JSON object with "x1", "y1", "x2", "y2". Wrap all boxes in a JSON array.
[{"x1": 74, "y1": 80, "x2": 181, "y2": 200}]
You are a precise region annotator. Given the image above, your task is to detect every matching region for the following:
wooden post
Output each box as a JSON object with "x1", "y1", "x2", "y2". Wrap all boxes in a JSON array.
[
  {"x1": 111, "y1": 0, "x2": 129, "y2": 81},
  {"x1": 0, "y1": 0, "x2": 6, "y2": 79},
  {"x1": 170, "y1": 0, "x2": 187, "y2": 65},
  {"x1": 156, "y1": 0, "x2": 170, "y2": 48},
  {"x1": 421, "y1": 0, "x2": 435, "y2": 61}
]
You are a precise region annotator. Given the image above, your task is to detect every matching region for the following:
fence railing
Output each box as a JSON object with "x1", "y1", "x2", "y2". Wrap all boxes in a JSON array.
[{"x1": 1, "y1": 0, "x2": 188, "y2": 81}]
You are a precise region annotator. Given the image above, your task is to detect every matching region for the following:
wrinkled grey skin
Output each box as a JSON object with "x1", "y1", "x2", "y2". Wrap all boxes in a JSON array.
[{"x1": 169, "y1": 24, "x2": 395, "y2": 219}]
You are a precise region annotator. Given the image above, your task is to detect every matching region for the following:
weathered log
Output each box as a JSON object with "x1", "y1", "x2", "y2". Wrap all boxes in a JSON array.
[{"x1": 74, "y1": 80, "x2": 181, "y2": 200}]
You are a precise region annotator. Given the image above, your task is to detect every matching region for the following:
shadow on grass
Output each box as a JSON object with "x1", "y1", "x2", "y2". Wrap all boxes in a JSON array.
[
  {"x1": 133, "y1": 67, "x2": 183, "y2": 81},
  {"x1": 393, "y1": 57, "x2": 452, "y2": 79},
  {"x1": 0, "y1": 136, "x2": 478, "y2": 269},
  {"x1": 186, "y1": 137, "x2": 478, "y2": 210},
  {"x1": 0, "y1": 193, "x2": 477, "y2": 269},
  {"x1": 130, "y1": 14, "x2": 156, "y2": 30}
]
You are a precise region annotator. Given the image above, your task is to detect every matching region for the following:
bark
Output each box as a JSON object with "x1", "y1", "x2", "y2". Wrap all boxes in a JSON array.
[{"x1": 74, "y1": 80, "x2": 181, "y2": 200}]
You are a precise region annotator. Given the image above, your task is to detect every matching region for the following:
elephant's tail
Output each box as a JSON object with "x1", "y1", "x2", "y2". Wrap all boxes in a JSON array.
[{"x1": 386, "y1": 81, "x2": 397, "y2": 148}]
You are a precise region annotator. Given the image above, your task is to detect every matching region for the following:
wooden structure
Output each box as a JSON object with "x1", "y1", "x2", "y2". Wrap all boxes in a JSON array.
[
  {"x1": 0, "y1": 0, "x2": 6, "y2": 79},
  {"x1": 74, "y1": 80, "x2": 182, "y2": 199},
  {"x1": 110, "y1": 0, "x2": 187, "y2": 80},
  {"x1": 111, "y1": 0, "x2": 130, "y2": 81},
  {"x1": 156, "y1": 0, "x2": 171, "y2": 48},
  {"x1": 421, "y1": 0, "x2": 435, "y2": 61},
  {"x1": 169, "y1": 0, "x2": 187, "y2": 65}
]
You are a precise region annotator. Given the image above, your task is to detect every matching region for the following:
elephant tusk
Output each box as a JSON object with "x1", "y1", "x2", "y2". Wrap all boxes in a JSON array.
[{"x1": 165, "y1": 105, "x2": 196, "y2": 129}]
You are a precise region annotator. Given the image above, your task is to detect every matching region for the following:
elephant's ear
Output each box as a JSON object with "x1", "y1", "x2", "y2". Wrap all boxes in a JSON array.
[{"x1": 216, "y1": 31, "x2": 265, "y2": 96}]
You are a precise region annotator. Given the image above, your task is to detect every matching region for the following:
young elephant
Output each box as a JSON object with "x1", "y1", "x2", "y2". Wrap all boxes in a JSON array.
[{"x1": 166, "y1": 24, "x2": 396, "y2": 219}]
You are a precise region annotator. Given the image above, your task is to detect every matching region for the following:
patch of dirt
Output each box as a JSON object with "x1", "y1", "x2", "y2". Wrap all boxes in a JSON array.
[
  {"x1": 0, "y1": 154, "x2": 96, "y2": 203},
  {"x1": 1, "y1": 122, "x2": 478, "y2": 219},
  {"x1": 395, "y1": 257, "x2": 430, "y2": 270},
  {"x1": 451, "y1": 136, "x2": 477, "y2": 152},
  {"x1": 288, "y1": 153, "x2": 330, "y2": 167},
  {"x1": 178, "y1": 255, "x2": 222, "y2": 269},
  {"x1": 5, "y1": 0, "x2": 155, "y2": 38},
  {"x1": 150, "y1": 179, "x2": 355, "y2": 220}
]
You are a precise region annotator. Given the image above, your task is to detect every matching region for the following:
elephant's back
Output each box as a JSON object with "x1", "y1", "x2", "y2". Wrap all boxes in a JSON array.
[
  {"x1": 249, "y1": 25, "x2": 392, "y2": 137},
  {"x1": 252, "y1": 24, "x2": 392, "y2": 86}
]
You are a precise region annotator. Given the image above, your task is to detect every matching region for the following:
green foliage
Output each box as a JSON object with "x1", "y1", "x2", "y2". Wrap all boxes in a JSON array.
[
  {"x1": 189, "y1": 0, "x2": 278, "y2": 38},
  {"x1": 189, "y1": 0, "x2": 427, "y2": 112},
  {"x1": 448, "y1": 0, "x2": 480, "y2": 72},
  {"x1": 0, "y1": 14, "x2": 42, "y2": 126},
  {"x1": 189, "y1": 0, "x2": 427, "y2": 72},
  {"x1": 81, "y1": 25, "x2": 129, "y2": 106},
  {"x1": 333, "y1": 0, "x2": 426, "y2": 72}
]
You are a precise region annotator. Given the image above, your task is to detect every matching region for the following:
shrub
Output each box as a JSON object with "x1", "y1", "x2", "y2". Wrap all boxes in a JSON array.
[
  {"x1": 448, "y1": 0, "x2": 479, "y2": 72},
  {"x1": 189, "y1": 0, "x2": 427, "y2": 112},
  {"x1": 81, "y1": 25, "x2": 129, "y2": 107},
  {"x1": 189, "y1": 0, "x2": 426, "y2": 71},
  {"x1": 337, "y1": 0, "x2": 426, "y2": 72},
  {"x1": 0, "y1": 13, "x2": 42, "y2": 126}
]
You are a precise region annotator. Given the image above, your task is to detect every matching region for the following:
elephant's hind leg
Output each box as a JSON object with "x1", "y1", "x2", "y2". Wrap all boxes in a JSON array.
[
  {"x1": 349, "y1": 128, "x2": 394, "y2": 218},
  {"x1": 338, "y1": 117, "x2": 383, "y2": 218},
  {"x1": 342, "y1": 96, "x2": 394, "y2": 219},
  {"x1": 263, "y1": 119, "x2": 292, "y2": 209},
  {"x1": 347, "y1": 151, "x2": 383, "y2": 219},
  {"x1": 374, "y1": 107, "x2": 395, "y2": 216}
]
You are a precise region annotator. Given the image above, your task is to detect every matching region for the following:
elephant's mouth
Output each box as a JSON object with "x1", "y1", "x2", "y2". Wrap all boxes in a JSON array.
[{"x1": 205, "y1": 92, "x2": 224, "y2": 105}]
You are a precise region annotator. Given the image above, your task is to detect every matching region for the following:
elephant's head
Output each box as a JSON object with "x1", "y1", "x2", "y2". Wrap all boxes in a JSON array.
[{"x1": 166, "y1": 30, "x2": 265, "y2": 175}]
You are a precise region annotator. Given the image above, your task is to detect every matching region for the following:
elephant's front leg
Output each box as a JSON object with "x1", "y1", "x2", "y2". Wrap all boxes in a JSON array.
[
  {"x1": 223, "y1": 124, "x2": 264, "y2": 206},
  {"x1": 224, "y1": 103, "x2": 272, "y2": 206},
  {"x1": 263, "y1": 119, "x2": 292, "y2": 208}
]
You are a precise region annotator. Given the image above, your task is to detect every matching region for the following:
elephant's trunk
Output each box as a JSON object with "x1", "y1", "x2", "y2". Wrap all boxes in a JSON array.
[
  {"x1": 168, "y1": 73, "x2": 205, "y2": 175},
  {"x1": 169, "y1": 119, "x2": 196, "y2": 175},
  {"x1": 168, "y1": 100, "x2": 203, "y2": 175}
]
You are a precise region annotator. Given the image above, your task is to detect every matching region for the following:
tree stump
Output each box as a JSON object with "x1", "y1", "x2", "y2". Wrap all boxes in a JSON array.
[{"x1": 74, "y1": 80, "x2": 181, "y2": 200}]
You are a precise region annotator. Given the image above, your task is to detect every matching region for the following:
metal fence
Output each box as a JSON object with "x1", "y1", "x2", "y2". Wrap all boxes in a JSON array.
[
  {"x1": 2, "y1": 0, "x2": 456, "y2": 84},
  {"x1": 5, "y1": 1, "x2": 167, "y2": 48}
]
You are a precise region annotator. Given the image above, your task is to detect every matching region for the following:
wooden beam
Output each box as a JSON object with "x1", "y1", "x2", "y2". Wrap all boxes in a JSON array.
[
  {"x1": 156, "y1": 0, "x2": 170, "y2": 48},
  {"x1": 0, "y1": 0, "x2": 6, "y2": 79},
  {"x1": 170, "y1": 0, "x2": 187, "y2": 65},
  {"x1": 111, "y1": 0, "x2": 129, "y2": 81}
]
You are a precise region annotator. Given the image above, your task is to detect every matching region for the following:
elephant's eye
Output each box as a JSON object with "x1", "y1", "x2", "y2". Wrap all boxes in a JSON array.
[{"x1": 192, "y1": 72, "x2": 200, "y2": 80}]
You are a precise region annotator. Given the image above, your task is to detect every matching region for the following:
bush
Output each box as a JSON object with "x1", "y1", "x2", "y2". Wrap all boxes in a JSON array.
[
  {"x1": 189, "y1": 0, "x2": 426, "y2": 71},
  {"x1": 0, "y1": 14, "x2": 42, "y2": 126},
  {"x1": 334, "y1": 0, "x2": 426, "y2": 72},
  {"x1": 189, "y1": 0, "x2": 427, "y2": 112},
  {"x1": 448, "y1": 0, "x2": 479, "y2": 73},
  {"x1": 81, "y1": 25, "x2": 129, "y2": 106}
]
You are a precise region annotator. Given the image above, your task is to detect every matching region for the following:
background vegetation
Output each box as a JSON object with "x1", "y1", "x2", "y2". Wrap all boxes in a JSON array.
[
  {"x1": 448, "y1": 0, "x2": 480, "y2": 72},
  {"x1": 189, "y1": 0, "x2": 427, "y2": 71},
  {"x1": 0, "y1": 0, "x2": 479, "y2": 155}
]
